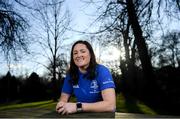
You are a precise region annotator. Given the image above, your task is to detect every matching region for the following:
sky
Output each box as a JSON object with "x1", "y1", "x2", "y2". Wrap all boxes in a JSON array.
[
  {"x1": 0, "y1": 0, "x2": 179, "y2": 76},
  {"x1": 0, "y1": 0, "x2": 120, "y2": 76}
]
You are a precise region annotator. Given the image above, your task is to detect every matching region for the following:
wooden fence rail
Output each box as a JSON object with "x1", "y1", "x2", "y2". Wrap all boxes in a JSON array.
[{"x1": 0, "y1": 108, "x2": 179, "y2": 118}]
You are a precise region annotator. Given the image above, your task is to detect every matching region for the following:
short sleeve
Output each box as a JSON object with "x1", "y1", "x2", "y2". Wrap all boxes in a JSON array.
[
  {"x1": 96, "y1": 65, "x2": 115, "y2": 91},
  {"x1": 62, "y1": 74, "x2": 73, "y2": 95}
]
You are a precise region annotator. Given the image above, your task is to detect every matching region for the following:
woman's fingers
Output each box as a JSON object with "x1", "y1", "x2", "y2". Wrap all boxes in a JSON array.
[
  {"x1": 61, "y1": 109, "x2": 67, "y2": 115},
  {"x1": 56, "y1": 102, "x2": 76, "y2": 115},
  {"x1": 57, "y1": 107, "x2": 64, "y2": 114},
  {"x1": 56, "y1": 102, "x2": 64, "y2": 111}
]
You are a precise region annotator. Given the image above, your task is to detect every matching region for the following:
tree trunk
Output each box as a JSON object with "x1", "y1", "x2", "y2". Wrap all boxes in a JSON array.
[
  {"x1": 52, "y1": 55, "x2": 58, "y2": 101},
  {"x1": 126, "y1": 0, "x2": 161, "y2": 105},
  {"x1": 126, "y1": 0, "x2": 154, "y2": 82}
]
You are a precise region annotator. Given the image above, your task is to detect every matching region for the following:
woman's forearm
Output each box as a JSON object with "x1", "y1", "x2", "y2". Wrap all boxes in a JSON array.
[
  {"x1": 82, "y1": 88, "x2": 116, "y2": 112},
  {"x1": 82, "y1": 100, "x2": 116, "y2": 112},
  {"x1": 59, "y1": 93, "x2": 71, "y2": 102}
]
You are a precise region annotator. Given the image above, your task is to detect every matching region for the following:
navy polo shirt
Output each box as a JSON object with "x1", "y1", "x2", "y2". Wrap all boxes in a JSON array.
[{"x1": 62, "y1": 64, "x2": 115, "y2": 103}]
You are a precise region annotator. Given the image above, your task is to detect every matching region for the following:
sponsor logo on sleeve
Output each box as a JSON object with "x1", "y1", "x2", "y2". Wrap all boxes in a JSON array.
[
  {"x1": 102, "y1": 78, "x2": 114, "y2": 84},
  {"x1": 73, "y1": 85, "x2": 79, "y2": 88}
]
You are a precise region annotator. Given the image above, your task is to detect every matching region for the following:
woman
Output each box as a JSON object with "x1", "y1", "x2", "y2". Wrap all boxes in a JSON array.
[{"x1": 56, "y1": 40, "x2": 116, "y2": 115}]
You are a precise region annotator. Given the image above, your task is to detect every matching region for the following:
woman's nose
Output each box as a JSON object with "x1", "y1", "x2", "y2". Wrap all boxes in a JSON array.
[{"x1": 76, "y1": 53, "x2": 81, "y2": 57}]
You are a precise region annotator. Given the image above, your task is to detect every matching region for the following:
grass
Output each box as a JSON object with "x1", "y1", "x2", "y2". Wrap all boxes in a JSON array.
[
  {"x1": 0, "y1": 100, "x2": 56, "y2": 111},
  {"x1": 0, "y1": 94, "x2": 157, "y2": 115},
  {"x1": 116, "y1": 93, "x2": 157, "y2": 115}
]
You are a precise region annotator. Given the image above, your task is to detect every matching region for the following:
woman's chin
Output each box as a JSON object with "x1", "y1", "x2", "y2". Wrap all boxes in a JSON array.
[
  {"x1": 78, "y1": 65, "x2": 89, "y2": 70},
  {"x1": 76, "y1": 63, "x2": 86, "y2": 67},
  {"x1": 78, "y1": 65, "x2": 86, "y2": 68}
]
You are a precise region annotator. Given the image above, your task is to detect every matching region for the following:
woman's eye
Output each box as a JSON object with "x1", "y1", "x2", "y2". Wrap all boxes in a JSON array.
[
  {"x1": 81, "y1": 50, "x2": 86, "y2": 53},
  {"x1": 73, "y1": 52, "x2": 77, "y2": 55}
]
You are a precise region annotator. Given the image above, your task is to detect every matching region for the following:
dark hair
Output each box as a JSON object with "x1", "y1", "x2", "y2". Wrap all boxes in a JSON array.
[{"x1": 68, "y1": 40, "x2": 97, "y2": 85}]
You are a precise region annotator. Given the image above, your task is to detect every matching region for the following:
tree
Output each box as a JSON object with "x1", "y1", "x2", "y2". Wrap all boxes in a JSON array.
[
  {"x1": 30, "y1": 0, "x2": 71, "y2": 101},
  {"x1": 47, "y1": 54, "x2": 68, "y2": 80},
  {"x1": 82, "y1": 0, "x2": 179, "y2": 105},
  {"x1": 46, "y1": 54, "x2": 68, "y2": 100},
  {"x1": 21, "y1": 72, "x2": 47, "y2": 102},
  {"x1": 82, "y1": 0, "x2": 153, "y2": 101},
  {"x1": 0, "y1": 0, "x2": 29, "y2": 61},
  {"x1": 157, "y1": 31, "x2": 180, "y2": 67},
  {"x1": 0, "y1": 71, "x2": 20, "y2": 102}
]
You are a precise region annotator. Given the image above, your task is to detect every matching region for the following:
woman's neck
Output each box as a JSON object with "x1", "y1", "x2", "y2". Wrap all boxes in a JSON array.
[
  {"x1": 79, "y1": 65, "x2": 89, "y2": 74},
  {"x1": 78, "y1": 63, "x2": 89, "y2": 74},
  {"x1": 79, "y1": 67, "x2": 87, "y2": 74}
]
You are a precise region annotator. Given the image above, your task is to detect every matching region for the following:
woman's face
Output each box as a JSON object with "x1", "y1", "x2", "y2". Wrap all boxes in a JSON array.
[{"x1": 73, "y1": 43, "x2": 91, "y2": 71}]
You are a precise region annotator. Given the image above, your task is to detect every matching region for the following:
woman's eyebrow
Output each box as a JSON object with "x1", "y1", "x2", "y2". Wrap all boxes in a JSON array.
[
  {"x1": 73, "y1": 50, "x2": 77, "y2": 52},
  {"x1": 80, "y1": 49, "x2": 86, "y2": 51},
  {"x1": 73, "y1": 48, "x2": 86, "y2": 52}
]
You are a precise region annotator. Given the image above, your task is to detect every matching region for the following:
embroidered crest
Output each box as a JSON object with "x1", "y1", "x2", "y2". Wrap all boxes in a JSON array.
[{"x1": 90, "y1": 80, "x2": 99, "y2": 94}]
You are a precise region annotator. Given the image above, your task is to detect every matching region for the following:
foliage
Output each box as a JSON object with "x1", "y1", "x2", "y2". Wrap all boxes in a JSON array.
[
  {"x1": 158, "y1": 31, "x2": 180, "y2": 67},
  {"x1": 20, "y1": 72, "x2": 48, "y2": 102},
  {"x1": 47, "y1": 53, "x2": 68, "y2": 80},
  {"x1": 0, "y1": 0, "x2": 29, "y2": 60},
  {"x1": 0, "y1": 71, "x2": 21, "y2": 102},
  {"x1": 0, "y1": 71, "x2": 60, "y2": 103}
]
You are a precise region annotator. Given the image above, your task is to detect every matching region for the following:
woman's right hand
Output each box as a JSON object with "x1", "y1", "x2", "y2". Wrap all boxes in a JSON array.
[
  {"x1": 56, "y1": 101, "x2": 66, "y2": 114},
  {"x1": 56, "y1": 93, "x2": 71, "y2": 114}
]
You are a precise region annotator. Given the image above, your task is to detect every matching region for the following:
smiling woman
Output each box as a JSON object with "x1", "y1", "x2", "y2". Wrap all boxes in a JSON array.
[{"x1": 56, "y1": 40, "x2": 116, "y2": 115}]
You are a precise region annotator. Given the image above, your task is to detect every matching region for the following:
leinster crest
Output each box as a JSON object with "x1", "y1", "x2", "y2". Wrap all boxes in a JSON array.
[{"x1": 90, "y1": 80, "x2": 99, "y2": 94}]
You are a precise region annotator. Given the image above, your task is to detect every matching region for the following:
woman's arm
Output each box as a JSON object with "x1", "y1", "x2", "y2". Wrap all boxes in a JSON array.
[
  {"x1": 82, "y1": 88, "x2": 116, "y2": 112},
  {"x1": 59, "y1": 93, "x2": 71, "y2": 102},
  {"x1": 57, "y1": 88, "x2": 116, "y2": 115}
]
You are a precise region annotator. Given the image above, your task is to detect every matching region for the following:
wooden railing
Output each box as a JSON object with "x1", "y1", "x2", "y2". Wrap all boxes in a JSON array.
[{"x1": 39, "y1": 111, "x2": 115, "y2": 118}]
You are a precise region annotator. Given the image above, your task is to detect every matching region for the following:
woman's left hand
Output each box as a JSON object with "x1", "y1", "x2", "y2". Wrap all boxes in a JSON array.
[{"x1": 61, "y1": 102, "x2": 77, "y2": 115}]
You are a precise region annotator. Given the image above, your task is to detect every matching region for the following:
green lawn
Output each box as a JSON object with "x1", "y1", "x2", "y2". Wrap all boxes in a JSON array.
[
  {"x1": 116, "y1": 93, "x2": 157, "y2": 115},
  {"x1": 0, "y1": 94, "x2": 157, "y2": 115},
  {"x1": 0, "y1": 100, "x2": 56, "y2": 111}
]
